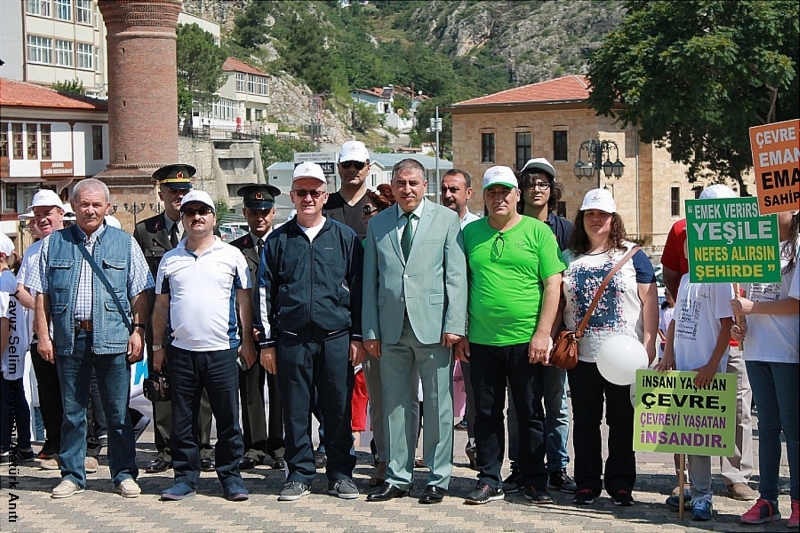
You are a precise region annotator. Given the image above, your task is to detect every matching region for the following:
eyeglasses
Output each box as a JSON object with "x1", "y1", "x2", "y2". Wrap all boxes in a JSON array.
[
  {"x1": 292, "y1": 189, "x2": 325, "y2": 198},
  {"x1": 340, "y1": 161, "x2": 366, "y2": 170},
  {"x1": 491, "y1": 233, "x2": 505, "y2": 261},
  {"x1": 524, "y1": 182, "x2": 551, "y2": 191},
  {"x1": 182, "y1": 206, "x2": 213, "y2": 217},
  {"x1": 363, "y1": 205, "x2": 379, "y2": 216}
]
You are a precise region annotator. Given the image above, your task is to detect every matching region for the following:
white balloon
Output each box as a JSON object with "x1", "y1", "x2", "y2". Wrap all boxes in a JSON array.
[{"x1": 596, "y1": 335, "x2": 649, "y2": 386}]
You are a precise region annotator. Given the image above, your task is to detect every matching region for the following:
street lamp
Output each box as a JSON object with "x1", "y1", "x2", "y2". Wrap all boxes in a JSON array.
[
  {"x1": 573, "y1": 139, "x2": 625, "y2": 188},
  {"x1": 430, "y1": 106, "x2": 443, "y2": 203},
  {"x1": 123, "y1": 202, "x2": 146, "y2": 226}
]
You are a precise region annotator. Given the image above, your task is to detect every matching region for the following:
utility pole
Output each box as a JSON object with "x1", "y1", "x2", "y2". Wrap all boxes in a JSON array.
[{"x1": 430, "y1": 106, "x2": 442, "y2": 204}]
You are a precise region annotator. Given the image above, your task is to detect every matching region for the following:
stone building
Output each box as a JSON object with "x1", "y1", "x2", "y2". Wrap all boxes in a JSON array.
[{"x1": 450, "y1": 75, "x2": 732, "y2": 257}]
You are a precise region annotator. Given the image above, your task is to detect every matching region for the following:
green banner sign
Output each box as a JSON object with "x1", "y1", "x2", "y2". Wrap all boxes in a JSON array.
[
  {"x1": 686, "y1": 197, "x2": 781, "y2": 283},
  {"x1": 633, "y1": 370, "x2": 736, "y2": 457}
]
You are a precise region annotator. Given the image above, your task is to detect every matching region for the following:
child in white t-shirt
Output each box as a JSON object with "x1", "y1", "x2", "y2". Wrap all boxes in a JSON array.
[{"x1": 657, "y1": 273, "x2": 734, "y2": 521}]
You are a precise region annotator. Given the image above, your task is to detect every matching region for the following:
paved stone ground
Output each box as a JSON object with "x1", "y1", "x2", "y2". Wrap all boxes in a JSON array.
[{"x1": 2, "y1": 398, "x2": 793, "y2": 532}]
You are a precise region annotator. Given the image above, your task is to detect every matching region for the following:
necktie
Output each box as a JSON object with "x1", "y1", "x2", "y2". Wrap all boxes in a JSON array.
[
  {"x1": 169, "y1": 223, "x2": 179, "y2": 248},
  {"x1": 257, "y1": 238, "x2": 264, "y2": 258},
  {"x1": 401, "y1": 212, "x2": 414, "y2": 260}
]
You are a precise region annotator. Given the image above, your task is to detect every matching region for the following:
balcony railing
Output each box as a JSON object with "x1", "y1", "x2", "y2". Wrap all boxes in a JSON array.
[{"x1": 178, "y1": 124, "x2": 263, "y2": 141}]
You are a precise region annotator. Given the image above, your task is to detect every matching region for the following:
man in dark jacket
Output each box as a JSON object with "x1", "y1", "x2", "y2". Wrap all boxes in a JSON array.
[{"x1": 259, "y1": 162, "x2": 364, "y2": 502}]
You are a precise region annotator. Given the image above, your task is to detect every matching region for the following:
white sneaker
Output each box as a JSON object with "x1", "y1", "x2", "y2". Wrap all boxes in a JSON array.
[
  {"x1": 133, "y1": 416, "x2": 151, "y2": 442},
  {"x1": 52, "y1": 479, "x2": 84, "y2": 499},
  {"x1": 115, "y1": 478, "x2": 141, "y2": 498}
]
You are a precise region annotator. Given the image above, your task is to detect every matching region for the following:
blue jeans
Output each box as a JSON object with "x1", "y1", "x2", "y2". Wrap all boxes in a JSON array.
[
  {"x1": 507, "y1": 364, "x2": 571, "y2": 474},
  {"x1": 470, "y1": 342, "x2": 547, "y2": 490},
  {"x1": 169, "y1": 346, "x2": 244, "y2": 489},
  {"x1": 56, "y1": 330, "x2": 137, "y2": 488},
  {"x1": 746, "y1": 361, "x2": 799, "y2": 501}
]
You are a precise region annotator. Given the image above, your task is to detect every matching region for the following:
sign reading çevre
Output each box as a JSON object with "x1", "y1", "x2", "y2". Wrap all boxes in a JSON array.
[
  {"x1": 749, "y1": 119, "x2": 800, "y2": 215},
  {"x1": 634, "y1": 370, "x2": 736, "y2": 456},
  {"x1": 686, "y1": 197, "x2": 781, "y2": 283}
]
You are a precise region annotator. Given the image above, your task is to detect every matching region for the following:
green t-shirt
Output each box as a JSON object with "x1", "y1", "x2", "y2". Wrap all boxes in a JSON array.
[{"x1": 463, "y1": 216, "x2": 566, "y2": 346}]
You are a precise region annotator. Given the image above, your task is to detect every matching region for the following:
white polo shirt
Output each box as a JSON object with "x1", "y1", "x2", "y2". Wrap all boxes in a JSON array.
[{"x1": 156, "y1": 237, "x2": 250, "y2": 351}]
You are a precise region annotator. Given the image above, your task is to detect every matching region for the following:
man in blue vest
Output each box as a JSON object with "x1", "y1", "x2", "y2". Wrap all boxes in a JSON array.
[{"x1": 32, "y1": 179, "x2": 153, "y2": 499}]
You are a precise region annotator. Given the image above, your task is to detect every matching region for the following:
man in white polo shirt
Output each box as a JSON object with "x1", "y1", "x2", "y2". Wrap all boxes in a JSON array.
[{"x1": 152, "y1": 190, "x2": 256, "y2": 502}]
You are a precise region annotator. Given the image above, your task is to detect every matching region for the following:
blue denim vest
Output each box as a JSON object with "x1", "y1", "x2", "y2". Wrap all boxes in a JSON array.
[{"x1": 46, "y1": 225, "x2": 132, "y2": 356}]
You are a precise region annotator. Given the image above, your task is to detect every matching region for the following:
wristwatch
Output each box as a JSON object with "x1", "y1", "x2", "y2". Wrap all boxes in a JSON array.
[
  {"x1": 152, "y1": 344, "x2": 165, "y2": 351},
  {"x1": 132, "y1": 323, "x2": 146, "y2": 331}
]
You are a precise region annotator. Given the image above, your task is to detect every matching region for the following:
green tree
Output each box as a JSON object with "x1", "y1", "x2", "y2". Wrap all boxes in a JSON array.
[
  {"x1": 231, "y1": 1, "x2": 272, "y2": 49},
  {"x1": 587, "y1": 0, "x2": 799, "y2": 194},
  {"x1": 260, "y1": 134, "x2": 317, "y2": 169},
  {"x1": 351, "y1": 101, "x2": 380, "y2": 133},
  {"x1": 176, "y1": 23, "x2": 227, "y2": 128},
  {"x1": 53, "y1": 79, "x2": 85, "y2": 95}
]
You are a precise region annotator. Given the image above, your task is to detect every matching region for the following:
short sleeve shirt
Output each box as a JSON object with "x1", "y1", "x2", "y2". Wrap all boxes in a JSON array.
[
  {"x1": 323, "y1": 192, "x2": 369, "y2": 239},
  {"x1": 156, "y1": 237, "x2": 250, "y2": 351},
  {"x1": 662, "y1": 219, "x2": 688, "y2": 275},
  {"x1": 562, "y1": 243, "x2": 656, "y2": 362},
  {"x1": 463, "y1": 217, "x2": 565, "y2": 346}
]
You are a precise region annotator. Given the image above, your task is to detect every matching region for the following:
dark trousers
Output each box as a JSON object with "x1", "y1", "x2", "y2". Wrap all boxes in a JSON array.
[
  {"x1": 567, "y1": 361, "x2": 636, "y2": 496},
  {"x1": 469, "y1": 342, "x2": 547, "y2": 490},
  {"x1": 30, "y1": 342, "x2": 62, "y2": 456},
  {"x1": 168, "y1": 346, "x2": 243, "y2": 488},
  {"x1": 239, "y1": 351, "x2": 285, "y2": 461},
  {"x1": 276, "y1": 332, "x2": 355, "y2": 485},
  {"x1": 1, "y1": 377, "x2": 31, "y2": 452}
]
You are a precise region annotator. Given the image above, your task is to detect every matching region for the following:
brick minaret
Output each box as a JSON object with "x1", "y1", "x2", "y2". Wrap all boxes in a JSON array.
[{"x1": 96, "y1": 0, "x2": 182, "y2": 228}]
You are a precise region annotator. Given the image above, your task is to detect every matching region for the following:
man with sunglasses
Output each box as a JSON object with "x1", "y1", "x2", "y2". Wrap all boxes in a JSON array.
[
  {"x1": 456, "y1": 166, "x2": 565, "y2": 505},
  {"x1": 259, "y1": 162, "x2": 364, "y2": 502},
  {"x1": 152, "y1": 190, "x2": 255, "y2": 502},
  {"x1": 503, "y1": 158, "x2": 577, "y2": 496},
  {"x1": 230, "y1": 184, "x2": 285, "y2": 472},
  {"x1": 324, "y1": 140, "x2": 371, "y2": 239},
  {"x1": 133, "y1": 165, "x2": 215, "y2": 475}
]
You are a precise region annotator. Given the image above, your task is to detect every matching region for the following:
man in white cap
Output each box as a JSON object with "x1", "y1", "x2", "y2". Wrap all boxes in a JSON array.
[
  {"x1": 259, "y1": 162, "x2": 364, "y2": 502},
  {"x1": 660, "y1": 183, "x2": 756, "y2": 502},
  {"x1": 325, "y1": 140, "x2": 371, "y2": 239},
  {"x1": 504, "y1": 157, "x2": 577, "y2": 495},
  {"x1": 152, "y1": 190, "x2": 255, "y2": 502},
  {"x1": 456, "y1": 166, "x2": 565, "y2": 505}
]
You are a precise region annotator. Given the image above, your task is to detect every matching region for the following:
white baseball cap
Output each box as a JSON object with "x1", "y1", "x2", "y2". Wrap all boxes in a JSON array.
[
  {"x1": 29, "y1": 189, "x2": 63, "y2": 210},
  {"x1": 62, "y1": 203, "x2": 76, "y2": 221},
  {"x1": 292, "y1": 162, "x2": 327, "y2": 184},
  {"x1": 0, "y1": 233, "x2": 14, "y2": 257},
  {"x1": 580, "y1": 188, "x2": 617, "y2": 213},
  {"x1": 338, "y1": 140, "x2": 370, "y2": 163},
  {"x1": 180, "y1": 190, "x2": 215, "y2": 212},
  {"x1": 18, "y1": 210, "x2": 34, "y2": 220},
  {"x1": 519, "y1": 157, "x2": 556, "y2": 180},
  {"x1": 104, "y1": 215, "x2": 122, "y2": 228},
  {"x1": 482, "y1": 166, "x2": 518, "y2": 190},
  {"x1": 699, "y1": 184, "x2": 737, "y2": 200}
]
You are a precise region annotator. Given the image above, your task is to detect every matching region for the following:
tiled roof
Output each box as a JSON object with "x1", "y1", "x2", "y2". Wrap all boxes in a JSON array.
[
  {"x1": 452, "y1": 75, "x2": 590, "y2": 107},
  {"x1": 222, "y1": 57, "x2": 268, "y2": 76},
  {"x1": 0, "y1": 78, "x2": 108, "y2": 111}
]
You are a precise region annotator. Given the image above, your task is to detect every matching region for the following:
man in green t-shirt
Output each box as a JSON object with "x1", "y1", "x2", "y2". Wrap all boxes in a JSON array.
[{"x1": 456, "y1": 166, "x2": 565, "y2": 505}]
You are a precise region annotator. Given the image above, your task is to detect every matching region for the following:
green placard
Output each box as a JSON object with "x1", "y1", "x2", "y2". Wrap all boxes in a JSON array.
[
  {"x1": 686, "y1": 197, "x2": 781, "y2": 283},
  {"x1": 633, "y1": 370, "x2": 736, "y2": 457}
]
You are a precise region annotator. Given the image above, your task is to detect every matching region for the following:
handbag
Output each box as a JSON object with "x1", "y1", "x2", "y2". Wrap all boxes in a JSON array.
[
  {"x1": 143, "y1": 371, "x2": 171, "y2": 402},
  {"x1": 550, "y1": 246, "x2": 640, "y2": 370}
]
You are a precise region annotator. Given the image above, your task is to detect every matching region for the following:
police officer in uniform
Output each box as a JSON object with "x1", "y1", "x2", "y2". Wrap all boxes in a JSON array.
[
  {"x1": 133, "y1": 164, "x2": 215, "y2": 473},
  {"x1": 230, "y1": 184, "x2": 286, "y2": 471}
]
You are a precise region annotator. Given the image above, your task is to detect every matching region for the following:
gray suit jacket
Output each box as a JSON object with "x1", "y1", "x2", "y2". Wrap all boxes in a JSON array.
[{"x1": 362, "y1": 200, "x2": 467, "y2": 345}]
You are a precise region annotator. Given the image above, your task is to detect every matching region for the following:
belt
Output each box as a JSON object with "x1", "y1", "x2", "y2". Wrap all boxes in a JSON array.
[{"x1": 75, "y1": 320, "x2": 93, "y2": 331}]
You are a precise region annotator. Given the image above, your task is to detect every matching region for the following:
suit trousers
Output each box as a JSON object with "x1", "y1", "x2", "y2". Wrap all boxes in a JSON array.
[
  {"x1": 276, "y1": 332, "x2": 356, "y2": 485},
  {"x1": 239, "y1": 353, "x2": 268, "y2": 462},
  {"x1": 381, "y1": 316, "x2": 453, "y2": 490}
]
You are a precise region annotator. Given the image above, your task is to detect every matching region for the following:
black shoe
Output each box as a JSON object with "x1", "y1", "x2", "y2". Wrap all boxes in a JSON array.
[
  {"x1": 548, "y1": 469, "x2": 578, "y2": 494},
  {"x1": 464, "y1": 482, "x2": 504, "y2": 505},
  {"x1": 419, "y1": 485, "x2": 446, "y2": 504},
  {"x1": 200, "y1": 458, "x2": 214, "y2": 472},
  {"x1": 573, "y1": 488, "x2": 595, "y2": 505},
  {"x1": 314, "y1": 451, "x2": 327, "y2": 468},
  {"x1": 502, "y1": 471, "x2": 523, "y2": 494},
  {"x1": 239, "y1": 457, "x2": 257, "y2": 471},
  {"x1": 145, "y1": 458, "x2": 171, "y2": 473},
  {"x1": 272, "y1": 457, "x2": 286, "y2": 470},
  {"x1": 525, "y1": 486, "x2": 554, "y2": 504},
  {"x1": 366, "y1": 483, "x2": 408, "y2": 502},
  {"x1": 611, "y1": 489, "x2": 634, "y2": 506}
]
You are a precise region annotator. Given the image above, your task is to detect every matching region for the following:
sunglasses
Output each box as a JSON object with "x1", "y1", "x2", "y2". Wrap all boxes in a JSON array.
[
  {"x1": 292, "y1": 189, "x2": 325, "y2": 198},
  {"x1": 363, "y1": 205, "x2": 379, "y2": 216},
  {"x1": 340, "y1": 161, "x2": 366, "y2": 170},
  {"x1": 182, "y1": 206, "x2": 213, "y2": 217}
]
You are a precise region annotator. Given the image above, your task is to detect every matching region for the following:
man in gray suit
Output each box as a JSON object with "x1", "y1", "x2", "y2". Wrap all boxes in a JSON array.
[{"x1": 362, "y1": 158, "x2": 467, "y2": 504}]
